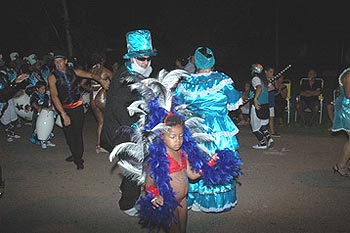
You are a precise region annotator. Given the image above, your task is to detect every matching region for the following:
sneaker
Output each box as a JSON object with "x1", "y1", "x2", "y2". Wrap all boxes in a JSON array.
[
  {"x1": 46, "y1": 141, "x2": 56, "y2": 147},
  {"x1": 123, "y1": 207, "x2": 139, "y2": 217},
  {"x1": 267, "y1": 138, "x2": 274, "y2": 148},
  {"x1": 41, "y1": 143, "x2": 47, "y2": 149},
  {"x1": 252, "y1": 143, "x2": 267, "y2": 150},
  {"x1": 7, "y1": 137, "x2": 14, "y2": 143},
  {"x1": 96, "y1": 146, "x2": 108, "y2": 154},
  {"x1": 10, "y1": 134, "x2": 21, "y2": 139},
  {"x1": 271, "y1": 133, "x2": 281, "y2": 138}
]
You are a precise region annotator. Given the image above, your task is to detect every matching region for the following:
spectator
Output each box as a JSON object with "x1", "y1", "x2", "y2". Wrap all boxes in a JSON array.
[
  {"x1": 234, "y1": 82, "x2": 251, "y2": 126},
  {"x1": 265, "y1": 65, "x2": 280, "y2": 137},
  {"x1": 184, "y1": 55, "x2": 195, "y2": 74},
  {"x1": 296, "y1": 69, "x2": 323, "y2": 126},
  {"x1": 274, "y1": 75, "x2": 288, "y2": 127}
]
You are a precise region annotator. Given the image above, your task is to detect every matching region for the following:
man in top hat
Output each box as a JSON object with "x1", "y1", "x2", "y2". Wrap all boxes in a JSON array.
[
  {"x1": 48, "y1": 52, "x2": 109, "y2": 170},
  {"x1": 101, "y1": 29, "x2": 157, "y2": 216}
]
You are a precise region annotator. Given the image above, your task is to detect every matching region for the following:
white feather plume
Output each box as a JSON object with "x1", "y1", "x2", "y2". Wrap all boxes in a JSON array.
[
  {"x1": 109, "y1": 142, "x2": 144, "y2": 162},
  {"x1": 127, "y1": 100, "x2": 147, "y2": 116},
  {"x1": 192, "y1": 132, "x2": 214, "y2": 142},
  {"x1": 197, "y1": 144, "x2": 212, "y2": 156},
  {"x1": 117, "y1": 160, "x2": 145, "y2": 185},
  {"x1": 158, "y1": 69, "x2": 190, "y2": 90}
]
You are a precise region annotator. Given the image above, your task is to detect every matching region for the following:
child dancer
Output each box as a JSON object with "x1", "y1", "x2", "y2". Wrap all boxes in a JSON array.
[{"x1": 145, "y1": 113, "x2": 204, "y2": 232}]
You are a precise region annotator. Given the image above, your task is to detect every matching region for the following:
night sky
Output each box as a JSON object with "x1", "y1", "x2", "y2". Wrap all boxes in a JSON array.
[{"x1": 1, "y1": 0, "x2": 349, "y2": 85}]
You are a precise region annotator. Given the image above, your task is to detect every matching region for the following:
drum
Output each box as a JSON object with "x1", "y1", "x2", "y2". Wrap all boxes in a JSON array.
[
  {"x1": 36, "y1": 108, "x2": 55, "y2": 140},
  {"x1": 81, "y1": 91, "x2": 90, "y2": 113},
  {"x1": 12, "y1": 90, "x2": 33, "y2": 121}
]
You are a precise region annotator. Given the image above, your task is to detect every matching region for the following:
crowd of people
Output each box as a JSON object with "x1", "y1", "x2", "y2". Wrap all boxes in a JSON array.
[{"x1": 1, "y1": 28, "x2": 350, "y2": 232}]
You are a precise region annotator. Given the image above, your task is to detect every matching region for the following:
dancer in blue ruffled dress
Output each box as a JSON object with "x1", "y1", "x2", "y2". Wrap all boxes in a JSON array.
[
  {"x1": 174, "y1": 46, "x2": 243, "y2": 213},
  {"x1": 332, "y1": 68, "x2": 350, "y2": 177}
]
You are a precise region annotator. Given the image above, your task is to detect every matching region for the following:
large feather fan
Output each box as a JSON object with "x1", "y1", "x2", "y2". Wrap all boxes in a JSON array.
[{"x1": 109, "y1": 69, "x2": 206, "y2": 184}]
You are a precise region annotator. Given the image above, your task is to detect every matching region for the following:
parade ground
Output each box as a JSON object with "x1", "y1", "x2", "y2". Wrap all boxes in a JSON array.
[{"x1": 1, "y1": 111, "x2": 350, "y2": 233}]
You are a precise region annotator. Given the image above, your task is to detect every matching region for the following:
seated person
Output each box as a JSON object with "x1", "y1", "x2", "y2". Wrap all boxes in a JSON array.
[
  {"x1": 296, "y1": 69, "x2": 323, "y2": 126},
  {"x1": 237, "y1": 82, "x2": 251, "y2": 125},
  {"x1": 274, "y1": 75, "x2": 288, "y2": 127}
]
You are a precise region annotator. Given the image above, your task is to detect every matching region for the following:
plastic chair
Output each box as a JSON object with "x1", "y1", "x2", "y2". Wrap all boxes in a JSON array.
[
  {"x1": 294, "y1": 77, "x2": 324, "y2": 124},
  {"x1": 282, "y1": 79, "x2": 292, "y2": 124}
]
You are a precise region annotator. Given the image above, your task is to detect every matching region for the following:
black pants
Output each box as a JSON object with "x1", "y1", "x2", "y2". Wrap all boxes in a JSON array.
[
  {"x1": 62, "y1": 105, "x2": 84, "y2": 165},
  {"x1": 119, "y1": 177, "x2": 141, "y2": 210}
]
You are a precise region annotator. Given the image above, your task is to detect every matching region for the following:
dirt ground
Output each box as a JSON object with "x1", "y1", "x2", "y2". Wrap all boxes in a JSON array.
[{"x1": 1, "y1": 111, "x2": 350, "y2": 233}]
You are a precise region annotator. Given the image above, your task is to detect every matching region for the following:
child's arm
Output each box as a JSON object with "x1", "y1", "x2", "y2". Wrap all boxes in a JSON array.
[
  {"x1": 32, "y1": 102, "x2": 42, "y2": 113},
  {"x1": 145, "y1": 168, "x2": 164, "y2": 208}
]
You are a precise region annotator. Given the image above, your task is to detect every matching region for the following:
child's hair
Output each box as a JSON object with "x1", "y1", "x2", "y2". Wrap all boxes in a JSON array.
[
  {"x1": 163, "y1": 113, "x2": 184, "y2": 127},
  {"x1": 35, "y1": 81, "x2": 47, "y2": 89}
]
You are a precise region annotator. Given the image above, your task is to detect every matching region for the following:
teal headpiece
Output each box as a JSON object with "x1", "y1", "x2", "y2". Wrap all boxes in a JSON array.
[
  {"x1": 194, "y1": 47, "x2": 215, "y2": 69},
  {"x1": 123, "y1": 29, "x2": 157, "y2": 59}
]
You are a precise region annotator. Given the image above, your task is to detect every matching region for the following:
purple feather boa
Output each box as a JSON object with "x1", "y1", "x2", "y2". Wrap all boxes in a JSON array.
[{"x1": 137, "y1": 98, "x2": 243, "y2": 230}]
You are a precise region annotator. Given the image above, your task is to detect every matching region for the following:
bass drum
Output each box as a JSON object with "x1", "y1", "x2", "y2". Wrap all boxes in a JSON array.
[
  {"x1": 13, "y1": 90, "x2": 33, "y2": 121},
  {"x1": 36, "y1": 108, "x2": 55, "y2": 140},
  {"x1": 81, "y1": 91, "x2": 90, "y2": 113}
]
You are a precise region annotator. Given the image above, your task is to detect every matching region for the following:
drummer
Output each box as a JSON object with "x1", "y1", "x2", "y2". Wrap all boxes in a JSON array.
[{"x1": 29, "y1": 81, "x2": 56, "y2": 149}]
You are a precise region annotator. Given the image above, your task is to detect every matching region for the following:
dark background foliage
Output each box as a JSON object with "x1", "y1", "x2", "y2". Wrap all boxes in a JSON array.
[{"x1": 1, "y1": 0, "x2": 349, "y2": 93}]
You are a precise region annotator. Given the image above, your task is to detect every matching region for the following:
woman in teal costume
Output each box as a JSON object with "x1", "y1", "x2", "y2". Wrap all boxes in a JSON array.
[
  {"x1": 332, "y1": 68, "x2": 350, "y2": 176},
  {"x1": 174, "y1": 46, "x2": 243, "y2": 212}
]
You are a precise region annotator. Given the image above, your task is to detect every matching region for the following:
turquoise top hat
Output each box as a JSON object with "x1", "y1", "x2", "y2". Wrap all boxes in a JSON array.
[
  {"x1": 123, "y1": 29, "x2": 157, "y2": 59},
  {"x1": 194, "y1": 47, "x2": 215, "y2": 69}
]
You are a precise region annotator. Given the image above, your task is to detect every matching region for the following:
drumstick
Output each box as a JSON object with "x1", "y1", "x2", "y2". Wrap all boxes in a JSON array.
[{"x1": 241, "y1": 64, "x2": 292, "y2": 106}]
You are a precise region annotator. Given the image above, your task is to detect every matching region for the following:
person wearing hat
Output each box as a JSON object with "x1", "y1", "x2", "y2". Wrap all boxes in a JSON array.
[
  {"x1": 48, "y1": 53, "x2": 109, "y2": 170},
  {"x1": 174, "y1": 46, "x2": 243, "y2": 213},
  {"x1": 101, "y1": 29, "x2": 157, "y2": 216}
]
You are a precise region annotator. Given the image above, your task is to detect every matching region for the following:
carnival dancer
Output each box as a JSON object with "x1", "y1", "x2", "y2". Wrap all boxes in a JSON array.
[
  {"x1": 332, "y1": 68, "x2": 350, "y2": 176},
  {"x1": 81, "y1": 53, "x2": 113, "y2": 153},
  {"x1": 48, "y1": 53, "x2": 109, "y2": 170},
  {"x1": 29, "y1": 81, "x2": 56, "y2": 149},
  {"x1": 144, "y1": 113, "x2": 203, "y2": 233},
  {"x1": 109, "y1": 68, "x2": 242, "y2": 231},
  {"x1": 250, "y1": 63, "x2": 274, "y2": 149},
  {"x1": 100, "y1": 29, "x2": 159, "y2": 216},
  {"x1": 174, "y1": 46, "x2": 243, "y2": 213}
]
